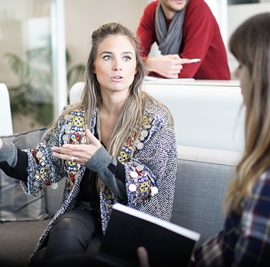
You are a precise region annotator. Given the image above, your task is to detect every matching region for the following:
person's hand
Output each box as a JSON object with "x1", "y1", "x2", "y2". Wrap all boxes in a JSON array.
[
  {"x1": 137, "y1": 247, "x2": 151, "y2": 267},
  {"x1": 51, "y1": 129, "x2": 102, "y2": 165},
  {"x1": 145, "y1": 55, "x2": 192, "y2": 79},
  {"x1": 0, "y1": 138, "x2": 3, "y2": 151}
]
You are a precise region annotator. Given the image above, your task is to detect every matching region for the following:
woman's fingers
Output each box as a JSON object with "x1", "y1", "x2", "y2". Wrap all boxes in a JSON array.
[
  {"x1": 85, "y1": 129, "x2": 101, "y2": 148},
  {"x1": 51, "y1": 130, "x2": 101, "y2": 165},
  {"x1": 51, "y1": 152, "x2": 74, "y2": 162}
]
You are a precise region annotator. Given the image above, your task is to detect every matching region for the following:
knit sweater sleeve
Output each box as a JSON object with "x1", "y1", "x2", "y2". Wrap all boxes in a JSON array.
[
  {"x1": 0, "y1": 141, "x2": 28, "y2": 182},
  {"x1": 127, "y1": 124, "x2": 177, "y2": 222},
  {"x1": 85, "y1": 146, "x2": 127, "y2": 200},
  {"x1": 0, "y1": 124, "x2": 67, "y2": 196},
  {"x1": 21, "y1": 125, "x2": 68, "y2": 196},
  {"x1": 120, "y1": 104, "x2": 177, "y2": 222},
  {"x1": 178, "y1": 1, "x2": 229, "y2": 79},
  {"x1": 177, "y1": 1, "x2": 215, "y2": 78}
]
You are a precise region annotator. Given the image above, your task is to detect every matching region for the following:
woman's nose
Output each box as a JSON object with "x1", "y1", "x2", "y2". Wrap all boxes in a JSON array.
[{"x1": 112, "y1": 59, "x2": 122, "y2": 71}]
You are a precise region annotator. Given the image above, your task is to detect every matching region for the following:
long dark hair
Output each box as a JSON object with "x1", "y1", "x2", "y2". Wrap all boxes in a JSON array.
[{"x1": 224, "y1": 13, "x2": 270, "y2": 215}]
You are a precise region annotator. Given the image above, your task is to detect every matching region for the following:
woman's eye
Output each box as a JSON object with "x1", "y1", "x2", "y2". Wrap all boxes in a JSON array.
[
  {"x1": 103, "y1": 55, "x2": 111, "y2": 60},
  {"x1": 123, "y1": 56, "x2": 131, "y2": 61}
]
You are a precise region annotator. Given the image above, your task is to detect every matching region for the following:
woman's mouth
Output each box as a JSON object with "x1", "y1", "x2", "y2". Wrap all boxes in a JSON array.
[{"x1": 111, "y1": 76, "x2": 123, "y2": 82}]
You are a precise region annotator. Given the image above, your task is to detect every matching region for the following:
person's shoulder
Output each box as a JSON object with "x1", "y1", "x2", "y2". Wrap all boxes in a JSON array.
[
  {"x1": 144, "y1": 0, "x2": 159, "y2": 13},
  {"x1": 244, "y1": 169, "x2": 270, "y2": 218},
  {"x1": 253, "y1": 169, "x2": 270, "y2": 196},
  {"x1": 184, "y1": 0, "x2": 216, "y2": 27},
  {"x1": 58, "y1": 105, "x2": 85, "y2": 125},
  {"x1": 186, "y1": 0, "x2": 212, "y2": 14},
  {"x1": 144, "y1": 95, "x2": 174, "y2": 127},
  {"x1": 188, "y1": 0, "x2": 210, "y2": 8}
]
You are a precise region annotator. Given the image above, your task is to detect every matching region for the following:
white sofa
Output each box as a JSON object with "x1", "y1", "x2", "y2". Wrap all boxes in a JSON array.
[{"x1": 70, "y1": 80, "x2": 244, "y2": 152}]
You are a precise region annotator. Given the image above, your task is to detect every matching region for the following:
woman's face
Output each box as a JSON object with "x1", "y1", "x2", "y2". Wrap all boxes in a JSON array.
[
  {"x1": 93, "y1": 35, "x2": 137, "y2": 97},
  {"x1": 234, "y1": 62, "x2": 249, "y2": 105}
]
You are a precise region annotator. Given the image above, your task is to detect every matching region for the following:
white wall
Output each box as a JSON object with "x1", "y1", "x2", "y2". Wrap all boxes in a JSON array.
[
  {"x1": 65, "y1": 0, "x2": 147, "y2": 72},
  {"x1": 227, "y1": 3, "x2": 270, "y2": 75}
]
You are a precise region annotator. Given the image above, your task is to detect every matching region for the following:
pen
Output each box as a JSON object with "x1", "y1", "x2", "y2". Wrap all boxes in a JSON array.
[{"x1": 190, "y1": 58, "x2": 201, "y2": 63}]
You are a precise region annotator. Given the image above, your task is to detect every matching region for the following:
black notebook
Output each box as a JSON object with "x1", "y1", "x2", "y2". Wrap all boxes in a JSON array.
[{"x1": 97, "y1": 203, "x2": 200, "y2": 267}]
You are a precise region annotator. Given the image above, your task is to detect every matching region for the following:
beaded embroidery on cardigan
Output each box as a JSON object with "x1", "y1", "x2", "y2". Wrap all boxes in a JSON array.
[{"x1": 23, "y1": 100, "x2": 177, "y2": 259}]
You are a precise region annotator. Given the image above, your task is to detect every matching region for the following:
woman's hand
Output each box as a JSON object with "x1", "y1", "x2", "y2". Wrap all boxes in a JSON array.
[
  {"x1": 51, "y1": 129, "x2": 102, "y2": 165},
  {"x1": 137, "y1": 247, "x2": 151, "y2": 267}
]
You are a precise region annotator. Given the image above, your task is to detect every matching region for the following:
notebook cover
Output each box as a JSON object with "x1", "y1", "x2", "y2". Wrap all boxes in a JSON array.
[{"x1": 97, "y1": 203, "x2": 200, "y2": 267}]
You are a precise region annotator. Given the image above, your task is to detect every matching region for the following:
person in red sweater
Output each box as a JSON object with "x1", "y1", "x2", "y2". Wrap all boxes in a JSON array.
[{"x1": 137, "y1": 0, "x2": 230, "y2": 80}]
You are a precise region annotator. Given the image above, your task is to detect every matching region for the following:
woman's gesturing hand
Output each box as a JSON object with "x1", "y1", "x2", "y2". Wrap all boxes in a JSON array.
[{"x1": 51, "y1": 129, "x2": 102, "y2": 165}]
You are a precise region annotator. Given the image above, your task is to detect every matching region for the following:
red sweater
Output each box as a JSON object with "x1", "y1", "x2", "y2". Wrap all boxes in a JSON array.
[{"x1": 137, "y1": 0, "x2": 230, "y2": 80}]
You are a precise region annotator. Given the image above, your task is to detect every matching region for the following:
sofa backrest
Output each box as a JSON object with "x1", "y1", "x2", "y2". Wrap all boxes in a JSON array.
[
  {"x1": 144, "y1": 80, "x2": 245, "y2": 152},
  {"x1": 69, "y1": 81, "x2": 245, "y2": 152},
  {"x1": 172, "y1": 145, "x2": 243, "y2": 247}
]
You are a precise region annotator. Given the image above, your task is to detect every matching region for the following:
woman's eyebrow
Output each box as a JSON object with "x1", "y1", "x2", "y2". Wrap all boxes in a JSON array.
[
  {"x1": 99, "y1": 51, "x2": 134, "y2": 56},
  {"x1": 122, "y1": 51, "x2": 134, "y2": 55},
  {"x1": 100, "y1": 51, "x2": 113, "y2": 56}
]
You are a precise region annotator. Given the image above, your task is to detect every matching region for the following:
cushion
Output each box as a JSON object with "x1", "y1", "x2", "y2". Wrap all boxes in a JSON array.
[
  {"x1": 0, "y1": 219, "x2": 51, "y2": 267},
  {"x1": 171, "y1": 146, "x2": 243, "y2": 247},
  {"x1": 0, "y1": 128, "x2": 49, "y2": 222}
]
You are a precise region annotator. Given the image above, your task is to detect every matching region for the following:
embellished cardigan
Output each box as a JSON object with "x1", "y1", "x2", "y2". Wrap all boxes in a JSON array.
[{"x1": 14, "y1": 99, "x2": 177, "y2": 259}]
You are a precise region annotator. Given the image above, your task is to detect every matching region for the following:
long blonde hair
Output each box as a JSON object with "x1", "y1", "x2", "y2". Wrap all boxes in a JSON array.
[{"x1": 224, "y1": 13, "x2": 270, "y2": 216}]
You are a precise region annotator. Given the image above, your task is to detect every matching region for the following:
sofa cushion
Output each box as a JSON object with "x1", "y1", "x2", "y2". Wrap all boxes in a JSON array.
[
  {"x1": 0, "y1": 219, "x2": 51, "y2": 267},
  {"x1": 0, "y1": 128, "x2": 48, "y2": 222},
  {"x1": 171, "y1": 146, "x2": 243, "y2": 247}
]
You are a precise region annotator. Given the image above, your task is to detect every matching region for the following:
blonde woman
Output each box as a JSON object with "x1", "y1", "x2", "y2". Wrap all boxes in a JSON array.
[
  {"x1": 138, "y1": 13, "x2": 270, "y2": 267},
  {"x1": 0, "y1": 22, "x2": 177, "y2": 266}
]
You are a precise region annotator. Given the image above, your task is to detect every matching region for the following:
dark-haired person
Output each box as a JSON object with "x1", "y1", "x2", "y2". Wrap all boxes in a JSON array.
[{"x1": 137, "y1": 0, "x2": 230, "y2": 80}]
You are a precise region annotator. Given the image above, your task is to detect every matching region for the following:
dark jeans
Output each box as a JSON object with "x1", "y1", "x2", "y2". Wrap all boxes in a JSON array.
[{"x1": 29, "y1": 201, "x2": 101, "y2": 267}]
